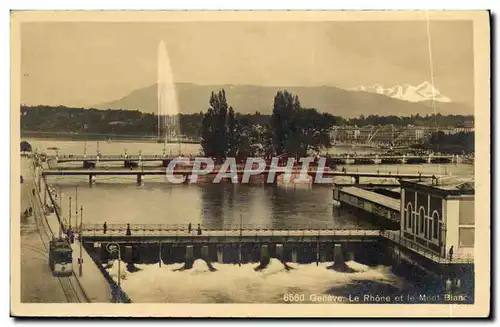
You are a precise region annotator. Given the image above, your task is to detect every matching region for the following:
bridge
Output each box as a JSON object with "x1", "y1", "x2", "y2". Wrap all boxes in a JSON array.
[
  {"x1": 48, "y1": 153, "x2": 462, "y2": 166},
  {"x1": 80, "y1": 224, "x2": 383, "y2": 268},
  {"x1": 78, "y1": 224, "x2": 472, "y2": 266},
  {"x1": 41, "y1": 167, "x2": 436, "y2": 185},
  {"x1": 80, "y1": 224, "x2": 382, "y2": 244}
]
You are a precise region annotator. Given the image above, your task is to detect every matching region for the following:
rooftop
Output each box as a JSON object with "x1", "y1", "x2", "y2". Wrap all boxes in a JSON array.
[
  {"x1": 400, "y1": 176, "x2": 474, "y2": 195},
  {"x1": 458, "y1": 120, "x2": 474, "y2": 129},
  {"x1": 337, "y1": 186, "x2": 400, "y2": 212}
]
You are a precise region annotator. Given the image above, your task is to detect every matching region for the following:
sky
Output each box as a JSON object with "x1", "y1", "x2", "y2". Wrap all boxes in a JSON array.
[{"x1": 20, "y1": 20, "x2": 474, "y2": 107}]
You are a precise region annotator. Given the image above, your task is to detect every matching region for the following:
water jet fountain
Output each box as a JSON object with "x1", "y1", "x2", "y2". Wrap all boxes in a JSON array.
[{"x1": 157, "y1": 40, "x2": 181, "y2": 155}]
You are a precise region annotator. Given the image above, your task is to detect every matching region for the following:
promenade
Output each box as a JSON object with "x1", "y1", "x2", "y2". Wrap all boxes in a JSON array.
[
  {"x1": 21, "y1": 157, "x2": 115, "y2": 303},
  {"x1": 38, "y1": 175, "x2": 115, "y2": 303},
  {"x1": 20, "y1": 158, "x2": 80, "y2": 303}
]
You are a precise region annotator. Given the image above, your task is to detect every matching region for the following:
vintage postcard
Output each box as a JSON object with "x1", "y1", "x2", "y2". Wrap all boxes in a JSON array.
[{"x1": 10, "y1": 10, "x2": 490, "y2": 317}]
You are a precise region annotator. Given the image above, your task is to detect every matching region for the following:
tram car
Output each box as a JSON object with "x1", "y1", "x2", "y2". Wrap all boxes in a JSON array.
[{"x1": 49, "y1": 237, "x2": 73, "y2": 277}]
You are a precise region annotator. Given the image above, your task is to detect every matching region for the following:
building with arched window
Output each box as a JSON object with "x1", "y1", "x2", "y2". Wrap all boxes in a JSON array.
[{"x1": 399, "y1": 176, "x2": 474, "y2": 259}]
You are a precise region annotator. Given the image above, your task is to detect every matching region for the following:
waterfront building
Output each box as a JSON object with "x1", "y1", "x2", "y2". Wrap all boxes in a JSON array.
[
  {"x1": 455, "y1": 120, "x2": 475, "y2": 133},
  {"x1": 399, "y1": 176, "x2": 474, "y2": 260}
]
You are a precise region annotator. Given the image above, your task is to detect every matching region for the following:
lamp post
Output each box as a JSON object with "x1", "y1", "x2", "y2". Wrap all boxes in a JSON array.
[
  {"x1": 75, "y1": 186, "x2": 78, "y2": 222},
  {"x1": 68, "y1": 196, "x2": 72, "y2": 231},
  {"x1": 159, "y1": 241, "x2": 162, "y2": 267},
  {"x1": 238, "y1": 214, "x2": 242, "y2": 267},
  {"x1": 79, "y1": 206, "x2": 84, "y2": 276},
  {"x1": 58, "y1": 189, "x2": 63, "y2": 238},
  {"x1": 106, "y1": 242, "x2": 121, "y2": 288}
]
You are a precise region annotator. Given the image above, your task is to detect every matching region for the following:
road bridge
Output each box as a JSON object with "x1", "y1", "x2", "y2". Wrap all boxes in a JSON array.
[
  {"x1": 49, "y1": 153, "x2": 461, "y2": 165},
  {"x1": 41, "y1": 168, "x2": 436, "y2": 185}
]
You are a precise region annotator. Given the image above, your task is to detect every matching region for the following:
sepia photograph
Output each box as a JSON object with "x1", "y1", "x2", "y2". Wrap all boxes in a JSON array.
[{"x1": 10, "y1": 10, "x2": 490, "y2": 317}]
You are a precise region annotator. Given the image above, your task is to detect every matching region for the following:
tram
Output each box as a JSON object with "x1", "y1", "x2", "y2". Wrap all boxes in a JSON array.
[{"x1": 49, "y1": 237, "x2": 73, "y2": 277}]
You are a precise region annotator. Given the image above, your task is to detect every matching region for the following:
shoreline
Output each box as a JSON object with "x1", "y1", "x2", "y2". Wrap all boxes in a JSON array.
[{"x1": 21, "y1": 131, "x2": 199, "y2": 144}]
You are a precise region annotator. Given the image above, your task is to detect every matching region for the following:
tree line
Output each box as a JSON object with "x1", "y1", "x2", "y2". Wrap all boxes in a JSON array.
[
  {"x1": 21, "y1": 104, "x2": 473, "y2": 139},
  {"x1": 415, "y1": 131, "x2": 474, "y2": 154},
  {"x1": 21, "y1": 104, "x2": 472, "y2": 136},
  {"x1": 200, "y1": 89, "x2": 341, "y2": 162},
  {"x1": 349, "y1": 114, "x2": 473, "y2": 127}
]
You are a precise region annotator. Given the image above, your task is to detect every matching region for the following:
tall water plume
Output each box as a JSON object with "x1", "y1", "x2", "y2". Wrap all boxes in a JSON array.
[{"x1": 157, "y1": 40, "x2": 181, "y2": 150}]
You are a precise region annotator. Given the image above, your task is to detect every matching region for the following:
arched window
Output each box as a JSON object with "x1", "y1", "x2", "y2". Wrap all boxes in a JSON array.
[
  {"x1": 405, "y1": 203, "x2": 413, "y2": 230},
  {"x1": 432, "y1": 211, "x2": 440, "y2": 240},
  {"x1": 419, "y1": 206, "x2": 426, "y2": 235}
]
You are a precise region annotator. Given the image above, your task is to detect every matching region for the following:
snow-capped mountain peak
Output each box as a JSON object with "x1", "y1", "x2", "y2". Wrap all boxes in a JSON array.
[{"x1": 351, "y1": 82, "x2": 451, "y2": 103}]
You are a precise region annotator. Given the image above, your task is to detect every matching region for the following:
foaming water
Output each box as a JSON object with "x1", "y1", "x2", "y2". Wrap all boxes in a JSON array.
[{"x1": 105, "y1": 258, "x2": 405, "y2": 303}]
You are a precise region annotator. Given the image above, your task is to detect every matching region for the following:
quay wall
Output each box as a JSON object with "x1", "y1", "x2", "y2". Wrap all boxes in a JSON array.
[
  {"x1": 83, "y1": 246, "x2": 132, "y2": 303},
  {"x1": 381, "y1": 238, "x2": 474, "y2": 303}
]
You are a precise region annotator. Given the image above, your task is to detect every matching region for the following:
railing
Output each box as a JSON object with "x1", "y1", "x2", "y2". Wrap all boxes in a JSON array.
[
  {"x1": 56, "y1": 155, "x2": 176, "y2": 160},
  {"x1": 88, "y1": 254, "x2": 132, "y2": 303},
  {"x1": 51, "y1": 154, "x2": 460, "y2": 160},
  {"x1": 81, "y1": 223, "x2": 381, "y2": 238},
  {"x1": 380, "y1": 230, "x2": 474, "y2": 263}
]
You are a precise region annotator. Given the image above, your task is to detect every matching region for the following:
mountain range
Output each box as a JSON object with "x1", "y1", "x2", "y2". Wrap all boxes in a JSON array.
[
  {"x1": 94, "y1": 83, "x2": 473, "y2": 118},
  {"x1": 351, "y1": 81, "x2": 452, "y2": 103}
]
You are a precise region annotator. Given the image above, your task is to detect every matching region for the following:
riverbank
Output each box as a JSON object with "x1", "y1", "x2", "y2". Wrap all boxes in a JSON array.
[{"x1": 22, "y1": 131, "x2": 199, "y2": 143}]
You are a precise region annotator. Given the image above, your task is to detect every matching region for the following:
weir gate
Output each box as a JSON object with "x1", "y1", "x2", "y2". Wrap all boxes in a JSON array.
[{"x1": 81, "y1": 225, "x2": 386, "y2": 268}]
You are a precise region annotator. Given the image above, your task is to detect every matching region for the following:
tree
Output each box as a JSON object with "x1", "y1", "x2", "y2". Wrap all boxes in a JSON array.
[
  {"x1": 20, "y1": 140, "x2": 32, "y2": 152},
  {"x1": 201, "y1": 90, "x2": 229, "y2": 163},
  {"x1": 271, "y1": 90, "x2": 301, "y2": 155},
  {"x1": 271, "y1": 90, "x2": 335, "y2": 157},
  {"x1": 286, "y1": 109, "x2": 335, "y2": 156},
  {"x1": 423, "y1": 131, "x2": 474, "y2": 154},
  {"x1": 226, "y1": 107, "x2": 237, "y2": 158}
]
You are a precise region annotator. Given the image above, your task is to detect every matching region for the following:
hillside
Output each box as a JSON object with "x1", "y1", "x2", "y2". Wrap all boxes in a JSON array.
[{"x1": 94, "y1": 83, "x2": 473, "y2": 118}]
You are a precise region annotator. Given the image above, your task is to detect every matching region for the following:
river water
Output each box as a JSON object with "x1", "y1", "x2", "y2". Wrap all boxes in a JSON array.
[{"x1": 24, "y1": 138, "x2": 474, "y2": 303}]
